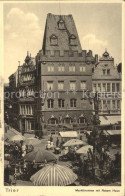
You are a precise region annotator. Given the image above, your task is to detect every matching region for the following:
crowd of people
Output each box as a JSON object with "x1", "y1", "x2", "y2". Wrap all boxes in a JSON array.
[{"x1": 4, "y1": 130, "x2": 121, "y2": 186}]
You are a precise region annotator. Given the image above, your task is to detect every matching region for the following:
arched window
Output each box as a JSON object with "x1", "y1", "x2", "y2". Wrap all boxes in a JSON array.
[
  {"x1": 69, "y1": 34, "x2": 77, "y2": 46},
  {"x1": 50, "y1": 34, "x2": 58, "y2": 46},
  {"x1": 57, "y1": 19, "x2": 65, "y2": 30},
  {"x1": 63, "y1": 117, "x2": 73, "y2": 124},
  {"x1": 48, "y1": 118, "x2": 58, "y2": 124},
  {"x1": 78, "y1": 117, "x2": 86, "y2": 124}
]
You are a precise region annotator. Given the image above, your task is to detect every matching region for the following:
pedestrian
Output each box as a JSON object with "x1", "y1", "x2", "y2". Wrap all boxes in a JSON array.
[
  {"x1": 4, "y1": 165, "x2": 10, "y2": 184},
  {"x1": 50, "y1": 134, "x2": 53, "y2": 142},
  {"x1": 60, "y1": 139, "x2": 64, "y2": 150},
  {"x1": 74, "y1": 146, "x2": 77, "y2": 152},
  {"x1": 26, "y1": 145, "x2": 28, "y2": 154},
  {"x1": 13, "y1": 173, "x2": 17, "y2": 185},
  {"x1": 22, "y1": 143, "x2": 26, "y2": 157},
  {"x1": 22, "y1": 129, "x2": 24, "y2": 136},
  {"x1": 20, "y1": 140, "x2": 23, "y2": 147},
  {"x1": 80, "y1": 135, "x2": 82, "y2": 140},
  {"x1": 14, "y1": 145, "x2": 19, "y2": 159},
  {"x1": 56, "y1": 137, "x2": 59, "y2": 147}
]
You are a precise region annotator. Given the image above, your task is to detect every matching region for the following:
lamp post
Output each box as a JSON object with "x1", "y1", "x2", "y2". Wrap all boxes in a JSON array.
[{"x1": 88, "y1": 91, "x2": 101, "y2": 183}]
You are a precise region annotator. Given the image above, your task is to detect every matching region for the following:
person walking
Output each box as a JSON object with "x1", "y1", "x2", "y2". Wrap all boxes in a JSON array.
[
  {"x1": 56, "y1": 137, "x2": 59, "y2": 147},
  {"x1": 50, "y1": 134, "x2": 53, "y2": 142}
]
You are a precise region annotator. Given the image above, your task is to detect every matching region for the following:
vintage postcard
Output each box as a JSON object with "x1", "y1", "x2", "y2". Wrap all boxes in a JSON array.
[{"x1": 0, "y1": 1, "x2": 124, "y2": 196}]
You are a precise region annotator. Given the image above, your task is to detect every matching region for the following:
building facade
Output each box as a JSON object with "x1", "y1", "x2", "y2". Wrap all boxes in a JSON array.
[
  {"x1": 92, "y1": 50, "x2": 121, "y2": 127},
  {"x1": 6, "y1": 14, "x2": 122, "y2": 133},
  {"x1": 17, "y1": 52, "x2": 37, "y2": 133},
  {"x1": 35, "y1": 14, "x2": 97, "y2": 133}
]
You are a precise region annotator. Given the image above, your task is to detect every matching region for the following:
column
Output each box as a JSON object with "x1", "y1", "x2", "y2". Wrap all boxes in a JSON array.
[
  {"x1": 25, "y1": 119, "x2": 26, "y2": 131},
  {"x1": 25, "y1": 105, "x2": 26, "y2": 115},
  {"x1": 27, "y1": 120, "x2": 28, "y2": 131},
  {"x1": 19, "y1": 119, "x2": 22, "y2": 131},
  {"x1": 19, "y1": 105, "x2": 21, "y2": 115},
  {"x1": 111, "y1": 83, "x2": 112, "y2": 93},
  {"x1": 101, "y1": 100, "x2": 103, "y2": 112},
  {"x1": 101, "y1": 83, "x2": 103, "y2": 92},
  {"x1": 31, "y1": 105, "x2": 33, "y2": 115},
  {"x1": 106, "y1": 83, "x2": 107, "y2": 92},
  {"x1": 29, "y1": 121, "x2": 31, "y2": 131},
  {"x1": 115, "y1": 83, "x2": 116, "y2": 92},
  {"x1": 115, "y1": 100, "x2": 117, "y2": 111},
  {"x1": 110, "y1": 100, "x2": 112, "y2": 113}
]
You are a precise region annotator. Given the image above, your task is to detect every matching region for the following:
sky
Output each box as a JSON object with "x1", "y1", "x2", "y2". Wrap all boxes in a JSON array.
[{"x1": 4, "y1": 3, "x2": 122, "y2": 83}]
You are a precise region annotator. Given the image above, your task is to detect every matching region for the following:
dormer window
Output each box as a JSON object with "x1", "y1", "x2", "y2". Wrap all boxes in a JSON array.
[
  {"x1": 50, "y1": 34, "x2": 58, "y2": 46},
  {"x1": 69, "y1": 34, "x2": 77, "y2": 46},
  {"x1": 57, "y1": 19, "x2": 65, "y2": 30}
]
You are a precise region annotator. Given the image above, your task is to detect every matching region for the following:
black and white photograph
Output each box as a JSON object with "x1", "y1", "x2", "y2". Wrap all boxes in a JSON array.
[{"x1": 1, "y1": 1, "x2": 124, "y2": 190}]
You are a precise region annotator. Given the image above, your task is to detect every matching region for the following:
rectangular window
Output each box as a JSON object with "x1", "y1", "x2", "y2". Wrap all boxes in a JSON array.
[
  {"x1": 20, "y1": 105, "x2": 23, "y2": 114},
  {"x1": 58, "y1": 99, "x2": 65, "y2": 108},
  {"x1": 117, "y1": 100, "x2": 120, "y2": 110},
  {"x1": 99, "y1": 101, "x2": 102, "y2": 110},
  {"x1": 112, "y1": 100, "x2": 116, "y2": 110},
  {"x1": 80, "y1": 66, "x2": 86, "y2": 72},
  {"x1": 47, "y1": 99, "x2": 54, "y2": 108},
  {"x1": 107, "y1": 83, "x2": 110, "y2": 92},
  {"x1": 69, "y1": 65, "x2": 75, "y2": 72},
  {"x1": 98, "y1": 83, "x2": 101, "y2": 92},
  {"x1": 112, "y1": 83, "x2": 115, "y2": 92},
  {"x1": 93, "y1": 84, "x2": 96, "y2": 92},
  {"x1": 102, "y1": 69, "x2": 106, "y2": 75},
  {"x1": 103, "y1": 83, "x2": 106, "y2": 92},
  {"x1": 70, "y1": 99, "x2": 76, "y2": 107},
  {"x1": 107, "y1": 100, "x2": 110, "y2": 110},
  {"x1": 48, "y1": 65, "x2": 54, "y2": 72},
  {"x1": 47, "y1": 81, "x2": 53, "y2": 90},
  {"x1": 116, "y1": 83, "x2": 120, "y2": 92},
  {"x1": 58, "y1": 64, "x2": 64, "y2": 72},
  {"x1": 107, "y1": 69, "x2": 110, "y2": 75},
  {"x1": 58, "y1": 81, "x2": 64, "y2": 90},
  {"x1": 81, "y1": 81, "x2": 86, "y2": 90},
  {"x1": 103, "y1": 100, "x2": 107, "y2": 110},
  {"x1": 70, "y1": 81, "x2": 76, "y2": 90}
]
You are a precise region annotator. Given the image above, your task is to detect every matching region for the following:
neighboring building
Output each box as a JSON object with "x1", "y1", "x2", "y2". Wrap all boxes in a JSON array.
[
  {"x1": 92, "y1": 50, "x2": 121, "y2": 128},
  {"x1": 35, "y1": 13, "x2": 97, "y2": 133},
  {"x1": 17, "y1": 52, "x2": 37, "y2": 133}
]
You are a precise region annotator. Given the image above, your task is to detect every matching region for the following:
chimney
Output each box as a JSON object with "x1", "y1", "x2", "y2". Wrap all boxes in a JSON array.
[
  {"x1": 27, "y1": 51, "x2": 29, "y2": 56},
  {"x1": 89, "y1": 50, "x2": 92, "y2": 56}
]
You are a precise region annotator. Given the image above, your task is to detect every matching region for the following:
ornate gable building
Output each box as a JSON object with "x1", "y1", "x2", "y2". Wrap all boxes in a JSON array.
[
  {"x1": 17, "y1": 52, "x2": 37, "y2": 133},
  {"x1": 92, "y1": 50, "x2": 121, "y2": 127}
]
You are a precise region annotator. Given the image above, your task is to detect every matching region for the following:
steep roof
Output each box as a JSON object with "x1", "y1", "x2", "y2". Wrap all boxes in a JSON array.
[{"x1": 42, "y1": 13, "x2": 82, "y2": 53}]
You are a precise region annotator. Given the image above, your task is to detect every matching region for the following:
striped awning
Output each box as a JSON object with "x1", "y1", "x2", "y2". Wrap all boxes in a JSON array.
[
  {"x1": 30, "y1": 164, "x2": 77, "y2": 186},
  {"x1": 76, "y1": 145, "x2": 93, "y2": 154},
  {"x1": 103, "y1": 130, "x2": 121, "y2": 135},
  {"x1": 9, "y1": 135, "x2": 25, "y2": 142},
  {"x1": 59, "y1": 131, "x2": 78, "y2": 138},
  {"x1": 99, "y1": 116, "x2": 121, "y2": 125}
]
